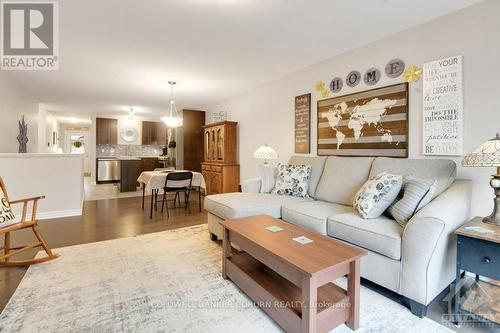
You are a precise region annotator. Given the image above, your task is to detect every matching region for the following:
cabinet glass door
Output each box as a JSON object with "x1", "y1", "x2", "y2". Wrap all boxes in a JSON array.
[
  {"x1": 211, "y1": 130, "x2": 216, "y2": 160},
  {"x1": 216, "y1": 128, "x2": 224, "y2": 161},
  {"x1": 205, "y1": 131, "x2": 210, "y2": 161}
]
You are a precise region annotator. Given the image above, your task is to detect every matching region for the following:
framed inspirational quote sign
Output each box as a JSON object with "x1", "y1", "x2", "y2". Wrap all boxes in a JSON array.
[
  {"x1": 295, "y1": 93, "x2": 311, "y2": 153},
  {"x1": 422, "y1": 55, "x2": 463, "y2": 156}
]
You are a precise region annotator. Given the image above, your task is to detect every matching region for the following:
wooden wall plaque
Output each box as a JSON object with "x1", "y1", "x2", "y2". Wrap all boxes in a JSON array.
[
  {"x1": 317, "y1": 83, "x2": 408, "y2": 157},
  {"x1": 294, "y1": 93, "x2": 311, "y2": 153}
]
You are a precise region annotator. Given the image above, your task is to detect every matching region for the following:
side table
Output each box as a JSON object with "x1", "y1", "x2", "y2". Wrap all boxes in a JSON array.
[{"x1": 454, "y1": 217, "x2": 499, "y2": 325}]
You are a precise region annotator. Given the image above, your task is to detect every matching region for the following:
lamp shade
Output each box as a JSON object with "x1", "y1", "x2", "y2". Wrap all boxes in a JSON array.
[
  {"x1": 253, "y1": 145, "x2": 278, "y2": 160},
  {"x1": 462, "y1": 133, "x2": 500, "y2": 167}
]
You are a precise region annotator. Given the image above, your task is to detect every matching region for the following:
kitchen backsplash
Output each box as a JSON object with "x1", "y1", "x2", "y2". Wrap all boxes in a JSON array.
[{"x1": 96, "y1": 144, "x2": 163, "y2": 157}]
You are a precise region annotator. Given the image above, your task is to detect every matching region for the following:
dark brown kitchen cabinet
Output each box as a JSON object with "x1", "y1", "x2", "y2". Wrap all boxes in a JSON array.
[
  {"x1": 142, "y1": 121, "x2": 167, "y2": 145},
  {"x1": 120, "y1": 160, "x2": 142, "y2": 192},
  {"x1": 141, "y1": 157, "x2": 160, "y2": 172},
  {"x1": 96, "y1": 118, "x2": 117, "y2": 145},
  {"x1": 156, "y1": 122, "x2": 167, "y2": 145}
]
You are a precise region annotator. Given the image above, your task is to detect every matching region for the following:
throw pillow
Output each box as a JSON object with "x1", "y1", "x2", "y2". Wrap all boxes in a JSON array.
[
  {"x1": 386, "y1": 175, "x2": 436, "y2": 227},
  {"x1": 0, "y1": 188, "x2": 17, "y2": 228},
  {"x1": 271, "y1": 164, "x2": 312, "y2": 198},
  {"x1": 258, "y1": 165, "x2": 278, "y2": 193},
  {"x1": 353, "y1": 172, "x2": 403, "y2": 219}
]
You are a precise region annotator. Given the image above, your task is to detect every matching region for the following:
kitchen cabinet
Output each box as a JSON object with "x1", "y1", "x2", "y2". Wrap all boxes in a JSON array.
[
  {"x1": 96, "y1": 118, "x2": 118, "y2": 145},
  {"x1": 119, "y1": 157, "x2": 161, "y2": 193},
  {"x1": 120, "y1": 159, "x2": 142, "y2": 192},
  {"x1": 141, "y1": 157, "x2": 161, "y2": 172},
  {"x1": 142, "y1": 121, "x2": 167, "y2": 145}
]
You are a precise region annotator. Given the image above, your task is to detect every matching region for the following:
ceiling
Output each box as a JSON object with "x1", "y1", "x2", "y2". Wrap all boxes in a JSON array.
[{"x1": 4, "y1": 0, "x2": 481, "y2": 119}]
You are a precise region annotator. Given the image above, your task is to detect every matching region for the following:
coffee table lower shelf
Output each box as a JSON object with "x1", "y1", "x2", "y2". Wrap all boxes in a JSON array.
[{"x1": 226, "y1": 252, "x2": 350, "y2": 333}]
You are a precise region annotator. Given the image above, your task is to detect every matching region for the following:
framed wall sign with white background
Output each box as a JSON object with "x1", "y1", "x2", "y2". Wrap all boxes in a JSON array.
[{"x1": 422, "y1": 55, "x2": 463, "y2": 156}]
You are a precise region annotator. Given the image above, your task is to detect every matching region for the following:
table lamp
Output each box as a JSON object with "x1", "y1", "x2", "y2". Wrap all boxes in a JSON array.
[
  {"x1": 462, "y1": 133, "x2": 500, "y2": 225},
  {"x1": 253, "y1": 145, "x2": 278, "y2": 166}
]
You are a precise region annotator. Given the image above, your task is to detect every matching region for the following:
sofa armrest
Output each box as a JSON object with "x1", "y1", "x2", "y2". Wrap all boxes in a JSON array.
[
  {"x1": 241, "y1": 177, "x2": 262, "y2": 193},
  {"x1": 400, "y1": 179, "x2": 472, "y2": 305}
]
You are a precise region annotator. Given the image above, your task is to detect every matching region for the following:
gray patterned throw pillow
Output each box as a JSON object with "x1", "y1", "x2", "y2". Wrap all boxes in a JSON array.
[
  {"x1": 386, "y1": 175, "x2": 436, "y2": 227},
  {"x1": 353, "y1": 172, "x2": 403, "y2": 219},
  {"x1": 271, "y1": 164, "x2": 312, "y2": 198}
]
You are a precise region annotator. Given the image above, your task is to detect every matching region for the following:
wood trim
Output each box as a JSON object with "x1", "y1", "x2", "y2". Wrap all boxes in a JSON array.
[{"x1": 202, "y1": 121, "x2": 237, "y2": 128}]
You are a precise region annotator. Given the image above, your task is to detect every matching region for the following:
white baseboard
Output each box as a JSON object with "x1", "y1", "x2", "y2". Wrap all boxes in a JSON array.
[
  {"x1": 14, "y1": 209, "x2": 83, "y2": 222},
  {"x1": 38, "y1": 209, "x2": 83, "y2": 220}
]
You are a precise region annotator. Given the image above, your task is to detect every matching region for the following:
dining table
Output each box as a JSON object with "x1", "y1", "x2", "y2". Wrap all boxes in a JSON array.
[{"x1": 137, "y1": 169, "x2": 206, "y2": 218}]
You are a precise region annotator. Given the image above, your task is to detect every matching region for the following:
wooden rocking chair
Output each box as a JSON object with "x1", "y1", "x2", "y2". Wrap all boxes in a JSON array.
[{"x1": 0, "y1": 177, "x2": 59, "y2": 266}]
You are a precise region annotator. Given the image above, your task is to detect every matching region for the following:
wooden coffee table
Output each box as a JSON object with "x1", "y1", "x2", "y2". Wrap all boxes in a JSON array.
[{"x1": 220, "y1": 215, "x2": 367, "y2": 333}]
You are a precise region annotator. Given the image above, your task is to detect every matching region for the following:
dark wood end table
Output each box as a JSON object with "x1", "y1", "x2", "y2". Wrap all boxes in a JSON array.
[{"x1": 454, "y1": 217, "x2": 500, "y2": 325}]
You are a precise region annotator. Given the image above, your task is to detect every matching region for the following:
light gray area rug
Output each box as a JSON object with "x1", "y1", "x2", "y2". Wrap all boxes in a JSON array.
[{"x1": 0, "y1": 225, "x2": 453, "y2": 333}]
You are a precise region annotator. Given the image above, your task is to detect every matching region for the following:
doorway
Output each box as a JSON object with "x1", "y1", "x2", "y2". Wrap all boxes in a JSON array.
[{"x1": 65, "y1": 130, "x2": 91, "y2": 176}]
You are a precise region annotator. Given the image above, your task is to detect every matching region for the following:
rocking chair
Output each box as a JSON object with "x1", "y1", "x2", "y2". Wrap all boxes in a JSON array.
[{"x1": 0, "y1": 177, "x2": 59, "y2": 266}]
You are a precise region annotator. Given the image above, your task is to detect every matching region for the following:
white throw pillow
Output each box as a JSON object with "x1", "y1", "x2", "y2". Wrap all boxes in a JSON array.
[
  {"x1": 258, "y1": 165, "x2": 278, "y2": 193},
  {"x1": 353, "y1": 172, "x2": 403, "y2": 219},
  {"x1": 386, "y1": 175, "x2": 436, "y2": 227},
  {"x1": 0, "y1": 188, "x2": 17, "y2": 228},
  {"x1": 271, "y1": 164, "x2": 312, "y2": 198}
]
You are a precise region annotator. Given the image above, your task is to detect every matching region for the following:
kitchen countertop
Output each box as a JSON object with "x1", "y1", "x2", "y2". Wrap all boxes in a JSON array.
[{"x1": 97, "y1": 156, "x2": 161, "y2": 160}]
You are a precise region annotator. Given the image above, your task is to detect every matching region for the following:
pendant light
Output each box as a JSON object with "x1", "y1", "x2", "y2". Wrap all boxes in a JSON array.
[
  {"x1": 127, "y1": 107, "x2": 135, "y2": 119},
  {"x1": 161, "y1": 81, "x2": 183, "y2": 128}
]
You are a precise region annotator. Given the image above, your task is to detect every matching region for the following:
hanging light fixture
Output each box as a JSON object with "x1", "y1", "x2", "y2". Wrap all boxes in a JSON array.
[
  {"x1": 161, "y1": 81, "x2": 183, "y2": 128},
  {"x1": 127, "y1": 107, "x2": 135, "y2": 119}
]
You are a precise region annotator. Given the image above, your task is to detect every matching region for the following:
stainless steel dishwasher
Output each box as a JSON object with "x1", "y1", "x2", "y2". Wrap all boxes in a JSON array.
[{"x1": 97, "y1": 158, "x2": 120, "y2": 183}]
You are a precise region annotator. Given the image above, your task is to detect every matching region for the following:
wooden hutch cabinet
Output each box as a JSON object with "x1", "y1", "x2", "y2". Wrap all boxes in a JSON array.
[{"x1": 201, "y1": 121, "x2": 239, "y2": 195}]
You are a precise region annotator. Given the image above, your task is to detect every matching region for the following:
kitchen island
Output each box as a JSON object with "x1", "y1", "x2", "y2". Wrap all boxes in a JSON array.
[{"x1": 96, "y1": 156, "x2": 167, "y2": 192}]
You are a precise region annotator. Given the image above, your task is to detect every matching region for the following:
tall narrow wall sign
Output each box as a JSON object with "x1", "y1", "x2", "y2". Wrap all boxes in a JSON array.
[
  {"x1": 295, "y1": 93, "x2": 311, "y2": 153},
  {"x1": 422, "y1": 55, "x2": 463, "y2": 156}
]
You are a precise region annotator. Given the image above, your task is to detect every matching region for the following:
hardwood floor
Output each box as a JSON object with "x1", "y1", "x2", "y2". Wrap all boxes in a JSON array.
[{"x1": 0, "y1": 193, "x2": 207, "y2": 312}]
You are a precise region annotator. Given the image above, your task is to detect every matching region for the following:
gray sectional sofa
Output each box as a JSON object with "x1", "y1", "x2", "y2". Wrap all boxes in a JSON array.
[{"x1": 204, "y1": 156, "x2": 472, "y2": 317}]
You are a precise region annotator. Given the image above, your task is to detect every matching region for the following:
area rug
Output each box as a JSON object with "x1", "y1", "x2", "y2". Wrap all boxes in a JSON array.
[{"x1": 0, "y1": 225, "x2": 452, "y2": 333}]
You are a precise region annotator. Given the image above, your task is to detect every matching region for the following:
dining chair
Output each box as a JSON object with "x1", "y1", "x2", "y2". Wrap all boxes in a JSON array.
[
  {"x1": 161, "y1": 171, "x2": 193, "y2": 217},
  {"x1": 0, "y1": 177, "x2": 59, "y2": 266}
]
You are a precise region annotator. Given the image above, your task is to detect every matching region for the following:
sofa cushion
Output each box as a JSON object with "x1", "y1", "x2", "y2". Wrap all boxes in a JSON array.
[
  {"x1": 271, "y1": 164, "x2": 311, "y2": 198},
  {"x1": 258, "y1": 165, "x2": 278, "y2": 193},
  {"x1": 314, "y1": 156, "x2": 375, "y2": 206},
  {"x1": 353, "y1": 172, "x2": 403, "y2": 219},
  {"x1": 369, "y1": 157, "x2": 456, "y2": 199},
  {"x1": 386, "y1": 175, "x2": 437, "y2": 227},
  {"x1": 288, "y1": 156, "x2": 327, "y2": 198},
  {"x1": 204, "y1": 192, "x2": 312, "y2": 220},
  {"x1": 327, "y1": 212, "x2": 403, "y2": 260},
  {"x1": 282, "y1": 201, "x2": 352, "y2": 235}
]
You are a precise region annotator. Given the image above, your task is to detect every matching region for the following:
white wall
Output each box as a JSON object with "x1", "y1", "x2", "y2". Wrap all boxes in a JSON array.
[
  {"x1": 0, "y1": 74, "x2": 39, "y2": 153},
  {"x1": 0, "y1": 154, "x2": 84, "y2": 219},
  {"x1": 207, "y1": 0, "x2": 500, "y2": 218}
]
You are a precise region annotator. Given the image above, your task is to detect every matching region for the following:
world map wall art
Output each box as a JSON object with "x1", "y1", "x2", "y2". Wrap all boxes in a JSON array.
[{"x1": 317, "y1": 82, "x2": 408, "y2": 157}]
